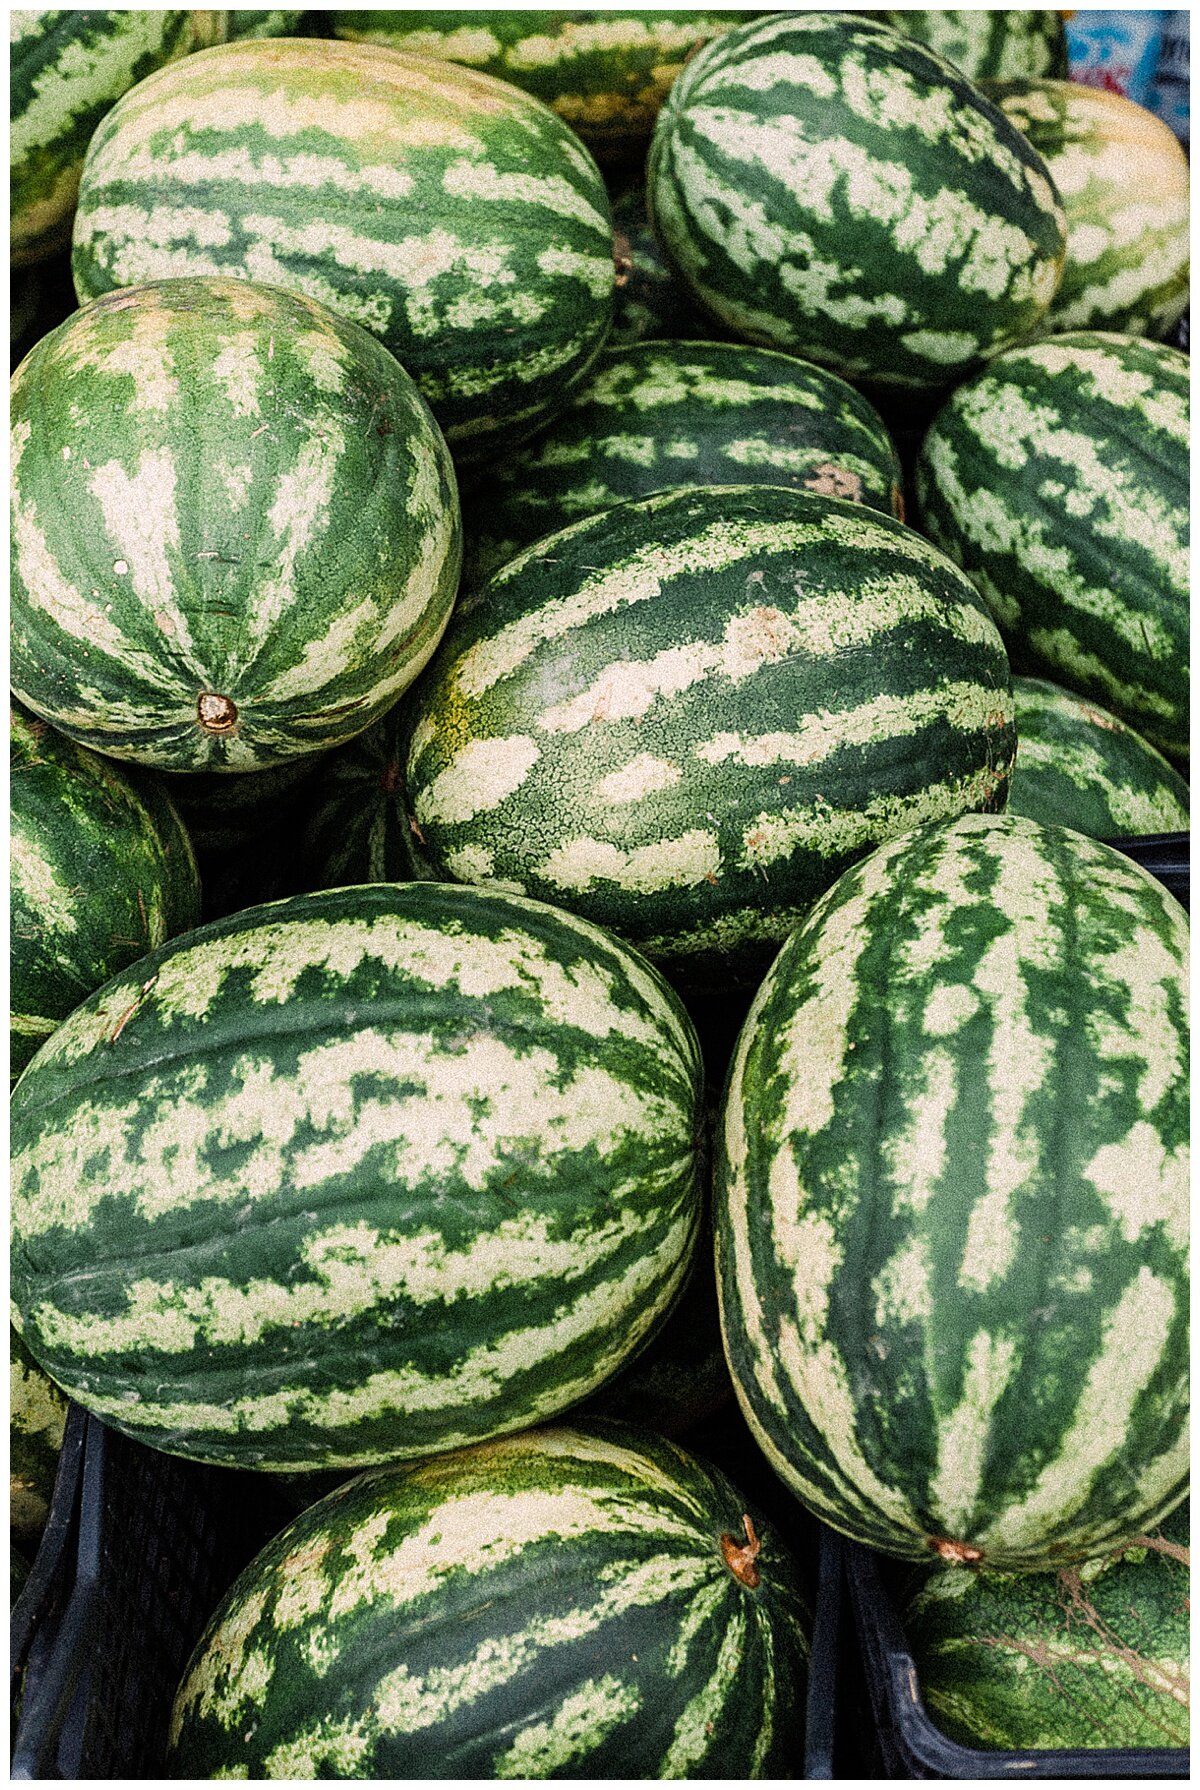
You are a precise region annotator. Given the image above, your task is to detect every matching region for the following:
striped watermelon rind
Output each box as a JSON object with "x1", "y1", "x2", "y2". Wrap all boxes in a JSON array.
[
  {"x1": 903, "y1": 1499, "x2": 1190, "y2": 1749},
  {"x1": 327, "y1": 10, "x2": 753, "y2": 161},
  {"x1": 10, "y1": 702, "x2": 201, "y2": 1079},
  {"x1": 11, "y1": 882, "x2": 705, "y2": 1470},
  {"x1": 875, "y1": 9, "x2": 1069, "y2": 82},
  {"x1": 10, "y1": 277, "x2": 461, "y2": 772},
  {"x1": 647, "y1": 12, "x2": 1067, "y2": 391},
  {"x1": 1009, "y1": 676, "x2": 1190, "y2": 840},
  {"x1": 70, "y1": 37, "x2": 617, "y2": 462},
  {"x1": 407, "y1": 484, "x2": 1016, "y2": 984},
  {"x1": 716, "y1": 811, "x2": 1189, "y2": 1570},
  {"x1": 463, "y1": 339, "x2": 905, "y2": 587},
  {"x1": 10, "y1": 9, "x2": 227, "y2": 267},
  {"x1": 301, "y1": 704, "x2": 441, "y2": 891},
  {"x1": 167, "y1": 1420, "x2": 811, "y2": 1778},
  {"x1": 915, "y1": 330, "x2": 1189, "y2": 758},
  {"x1": 981, "y1": 78, "x2": 1190, "y2": 340}
]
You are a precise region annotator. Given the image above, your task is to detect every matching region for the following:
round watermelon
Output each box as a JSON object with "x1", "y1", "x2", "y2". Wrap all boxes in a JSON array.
[
  {"x1": 70, "y1": 36, "x2": 616, "y2": 462},
  {"x1": 167, "y1": 1421, "x2": 811, "y2": 1778},
  {"x1": 647, "y1": 11, "x2": 1066, "y2": 391},
  {"x1": 405, "y1": 484, "x2": 1015, "y2": 985},
  {"x1": 11, "y1": 277, "x2": 461, "y2": 772},
  {"x1": 716, "y1": 811, "x2": 1189, "y2": 1570},
  {"x1": 11, "y1": 882, "x2": 704, "y2": 1470},
  {"x1": 610, "y1": 183, "x2": 710, "y2": 347},
  {"x1": 300, "y1": 704, "x2": 440, "y2": 892},
  {"x1": 11, "y1": 701, "x2": 201, "y2": 1079},
  {"x1": 463, "y1": 340, "x2": 905, "y2": 587},
  {"x1": 1009, "y1": 677, "x2": 1189, "y2": 840},
  {"x1": 915, "y1": 330, "x2": 1189, "y2": 758}
]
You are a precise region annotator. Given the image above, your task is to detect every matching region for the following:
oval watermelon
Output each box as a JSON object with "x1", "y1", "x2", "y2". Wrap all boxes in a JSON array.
[
  {"x1": 11, "y1": 882, "x2": 704, "y2": 1470},
  {"x1": 611, "y1": 183, "x2": 710, "y2": 347},
  {"x1": 11, "y1": 702, "x2": 201, "y2": 1079},
  {"x1": 70, "y1": 37, "x2": 616, "y2": 462},
  {"x1": 915, "y1": 330, "x2": 1189, "y2": 758},
  {"x1": 981, "y1": 79, "x2": 1190, "y2": 339},
  {"x1": 10, "y1": 9, "x2": 227, "y2": 267},
  {"x1": 167, "y1": 1420, "x2": 811, "y2": 1778},
  {"x1": 904, "y1": 1499, "x2": 1189, "y2": 1749},
  {"x1": 327, "y1": 10, "x2": 752, "y2": 162},
  {"x1": 406, "y1": 484, "x2": 1015, "y2": 985},
  {"x1": 1009, "y1": 677, "x2": 1189, "y2": 840},
  {"x1": 716, "y1": 810, "x2": 1189, "y2": 1570},
  {"x1": 647, "y1": 12, "x2": 1066, "y2": 391},
  {"x1": 10, "y1": 277, "x2": 461, "y2": 772},
  {"x1": 463, "y1": 340, "x2": 905, "y2": 587},
  {"x1": 875, "y1": 10, "x2": 1068, "y2": 82}
]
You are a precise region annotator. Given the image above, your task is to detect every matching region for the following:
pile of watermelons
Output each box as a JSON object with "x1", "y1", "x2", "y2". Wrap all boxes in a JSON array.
[{"x1": 10, "y1": 6, "x2": 1189, "y2": 1778}]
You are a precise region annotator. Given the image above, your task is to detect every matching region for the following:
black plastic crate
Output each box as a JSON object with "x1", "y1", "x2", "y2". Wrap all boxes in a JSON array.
[
  {"x1": 1108, "y1": 830, "x2": 1189, "y2": 909},
  {"x1": 11, "y1": 1414, "x2": 290, "y2": 1780},
  {"x1": 12, "y1": 1406, "x2": 851, "y2": 1779},
  {"x1": 844, "y1": 1537, "x2": 1189, "y2": 1779}
]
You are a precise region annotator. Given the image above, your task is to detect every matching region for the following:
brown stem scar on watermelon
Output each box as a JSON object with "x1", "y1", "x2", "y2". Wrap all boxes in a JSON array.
[
  {"x1": 721, "y1": 1513, "x2": 762, "y2": 1587},
  {"x1": 929, "y1": 1535, "x2": 984, "y2": 1565},
  {"x1": 197, "y1": 692, "x2": 239, "y2": 734}
]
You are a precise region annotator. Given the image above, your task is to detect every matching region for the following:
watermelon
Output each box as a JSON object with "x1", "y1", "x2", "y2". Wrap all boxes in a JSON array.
[
  {"x1": 326, "y1": 11, "x2": 752, "y2": 163},
  {"x1": 915, "y1": 331, "x2": 1189, "y2": 758},
  {"x1": 11, "y1": 702, "x2": 201, "y2": 1079},
  {"x1": 1010, "y1": 677, "x2": 1189, "y2": 840},
  {"x1": 647, "y1": 12, "x2": 1067, "y2": 392},
  {"x1": 874, "y1": 10, "x2": 1069, "y2": 82},
  {"x1": 167, "y1": 1420, "x2": 811, "y2": 1778},
  {"x1": 70, "y1": 37, "x2": 616, "y2": 462},
  {"x1": 981, "y1": 79, "x2": 1190, "y2": 339},
  {"x1": 301, "y1": 706, "x2": 440, "y2": 891},
  {"x1": 10, "y1": 277, "x2": 461, "y2": 772},
  {"x1": 10, "y1": 1327, "x2": 69, "y2": 1547},
  {"x1": 10, "y1": 8, "x2": 227, "y2": 267},
  {"x1": 11, "y1": 882, "x2": 704, "y2": 1471},
  {"x1": 904, "y1": 1499, "x2": 1189, "y2": 1749},
  {"x1": 716, "y1": 810, "x2": 1189, "y2": 1570},
  {"x1": 610, "y1": 183, "x2": 710, "y2": 347},
  {"x1": 463, "y1": 340, "x2": 905, "y2": 587},
  {"x1": 405, "y1": 484, "x2": 1016, "y2": 986},
  {"x1": 226, "y1": 10, "x2": 305, "y2": 37}
]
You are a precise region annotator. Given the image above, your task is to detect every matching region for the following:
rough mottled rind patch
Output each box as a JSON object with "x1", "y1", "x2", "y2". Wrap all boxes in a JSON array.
[
  {"x1": 646, "y1": 12, "x2": 1067, "y2": 391},
  {"x1": 10, "y1": 1326, "x2": 69, "y2": 1545},
  {"x1": 329, "y1": 10, "x2": 749, "y2": 160},
  {"x1": 982, "y1": 79, "x2": 1190, "y2": 339},
  {"x1": 904, "y1": 1498, "x2": 1189, "y2": 1749},
  {"x1": 167, "y1": 1421, "x2": 811, "y2": 1778},
  {"x1": 1009, "y1": 677, "x2": 1189, "y2": 840},
  {"x1": 462, "y1": 339, "x2": 904, "y2": 586},
  {"x1": 10, "y1": 278, "x2": 461, "y2": 772},
  {"x1": 715, "y1": 810, "x2": 1189, "y2": 1570},
  {"x1": 407, "y1": 484, "x2": 1015, "y2": 986},
  {"x1": 70, "y1": 36, "x2": 616, "y2": 461},
  {"x1": 10, "y1": 883, "x2": 704, "y2": 1470},
  {"x1": 10, "y1": 8, "x2": 226, "y2": 266},
  {"x1": 10, "y1": 700, "x2": 201, "y2": 1081},
  {"x1": 915, "y1": 330, "x2": 1189, "y2": 758},
  {"x1": 875, "y1": 10, "x2": 1068, "y2": 82}
]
